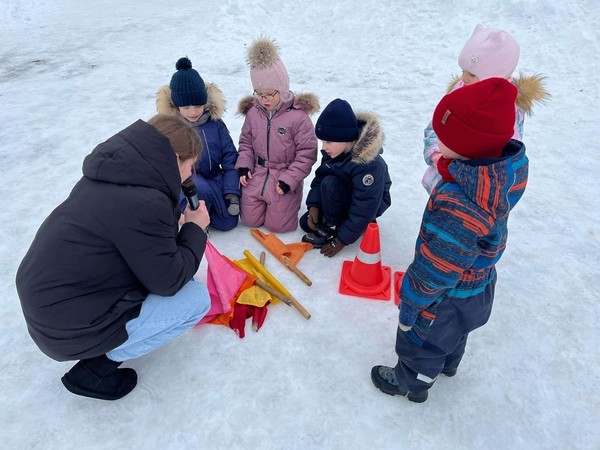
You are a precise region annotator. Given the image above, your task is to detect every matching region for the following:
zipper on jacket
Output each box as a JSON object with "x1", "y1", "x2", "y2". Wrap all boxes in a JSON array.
[
  {"x1": 198, "y1": 127, "x2": 226, "y2": 217},
  {"x1": 261, "y1": 118, "x2": 272, "y2": 197},
  {"x1": 202, "y1": 129, "x2": 212, "y2": 172}
]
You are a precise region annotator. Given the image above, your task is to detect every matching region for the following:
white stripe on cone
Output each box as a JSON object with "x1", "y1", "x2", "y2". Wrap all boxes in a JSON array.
[{"x1": 355, "y1": 248, "x2": 381, "y2": 265}]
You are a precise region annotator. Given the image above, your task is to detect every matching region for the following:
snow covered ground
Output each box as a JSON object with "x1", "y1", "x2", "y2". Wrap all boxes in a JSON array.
[{"x1": 1, "y1": 0, "x2": 599, "y2": 448}]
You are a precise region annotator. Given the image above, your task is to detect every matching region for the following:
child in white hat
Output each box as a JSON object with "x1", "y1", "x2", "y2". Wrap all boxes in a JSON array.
[{"x1": 422, "y1": 23, "x2": 549, "y2": 194}]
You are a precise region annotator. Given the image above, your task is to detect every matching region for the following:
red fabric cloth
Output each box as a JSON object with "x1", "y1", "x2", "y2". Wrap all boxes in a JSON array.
[{"x1": 229, "y1": 303, "x2": 269, "y2": 338}]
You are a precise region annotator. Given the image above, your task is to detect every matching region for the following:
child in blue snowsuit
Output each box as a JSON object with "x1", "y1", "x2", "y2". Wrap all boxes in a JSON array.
[
  {"x1": 157, "y1": 57, "x2": 240, "y2": 231},
  {"x1": 371, "y1": 78, "x2": 529, "y2": 403},
  {"x1": 300, "y1": 98, "x2": 391, "y2": 257}
]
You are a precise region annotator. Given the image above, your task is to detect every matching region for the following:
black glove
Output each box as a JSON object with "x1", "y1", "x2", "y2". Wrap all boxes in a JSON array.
[
  {"x1": 278, "y1": 181, "x2": 290, "y2": 194},
  {"x1": 320, "y1": 238, "x2": 345, "y2": 257}
]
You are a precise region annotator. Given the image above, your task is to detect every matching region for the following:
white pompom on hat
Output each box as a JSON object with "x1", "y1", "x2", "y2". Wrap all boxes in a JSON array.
[
  {"x1": 247, "y1": 37, "x2": 290, "y2": 94},
  {"x1": 458, "y1": 24, "x2": 520, "y2": 80}
]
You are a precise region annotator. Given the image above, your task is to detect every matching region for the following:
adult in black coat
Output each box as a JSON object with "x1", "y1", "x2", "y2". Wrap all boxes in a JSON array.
[{"x1": 16, "y1": 114, "x2": 211, "y2": 400}]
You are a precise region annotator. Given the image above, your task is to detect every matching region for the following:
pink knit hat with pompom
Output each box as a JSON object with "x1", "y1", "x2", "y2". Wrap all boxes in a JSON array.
[
  {"x1": 247, "y1": 37, "x2": 290, "y2": 94},
  {"x1": 458, "y1": 24, "x2": 520, "y2": 80}
]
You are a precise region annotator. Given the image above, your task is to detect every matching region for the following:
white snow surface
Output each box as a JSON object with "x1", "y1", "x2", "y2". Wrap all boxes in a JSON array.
[{"x1": 1, "y1": 1, "x2": 599, "y2": 449}]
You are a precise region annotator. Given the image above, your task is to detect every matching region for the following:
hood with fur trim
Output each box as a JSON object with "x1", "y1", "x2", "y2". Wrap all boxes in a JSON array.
[
  {"x1": 447, "y1": 73, "x2": 550, "y2": 115},
  {"x1": 349, "y1": 112, "x2": 385, "y2": 165},
  {"x1": 156, "y1": 82, "x2": 226, "y2": 120},
  {"x1": 237, "y1": 92, "x2": 320, "y2": 117}
]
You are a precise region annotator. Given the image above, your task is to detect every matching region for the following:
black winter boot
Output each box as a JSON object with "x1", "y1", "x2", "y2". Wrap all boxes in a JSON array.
[
  {"x1": 441, "y1": 367, "x2": 458, "y2": 377},
  {"x1": 301, "y1": 224, "x2": 336, "y2": 248},
  {"x1": 370, "y1": 365, "x2": 428, "y2": 403},
  {"x1": 61, "y1": 354, "x2": 137, "y2": 400}
]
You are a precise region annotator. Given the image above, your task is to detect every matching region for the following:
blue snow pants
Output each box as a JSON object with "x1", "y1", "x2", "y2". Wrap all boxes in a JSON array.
[
  {"x1": 179, "y1": 175, "x2": 238, "y2": 231},
  {"x1": 394, "y1": 276, "x2": 496, "y2": 396},
  {"x1": 299, "y1": 176, "x2": 352, "y2": 231}
]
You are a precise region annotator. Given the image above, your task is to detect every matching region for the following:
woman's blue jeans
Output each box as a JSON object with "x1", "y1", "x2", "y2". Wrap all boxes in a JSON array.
[{"x1": 107, "y1": 281, "x2": 210, "y2": 362}]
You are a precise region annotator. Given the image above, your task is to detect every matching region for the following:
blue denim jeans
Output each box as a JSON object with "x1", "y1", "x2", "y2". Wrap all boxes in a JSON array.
[{"x1": 107, "y1": 281, "x2": 210, "y2": 362}]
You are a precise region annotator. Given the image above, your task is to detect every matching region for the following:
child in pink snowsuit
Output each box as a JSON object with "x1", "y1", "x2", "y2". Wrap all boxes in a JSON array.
[{"x1": 236, "y1": 37, "x2": 319, "y2": 233}]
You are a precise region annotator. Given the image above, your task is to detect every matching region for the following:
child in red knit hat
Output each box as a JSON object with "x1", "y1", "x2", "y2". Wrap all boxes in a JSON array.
[
  {"x1": 372, "y1": 78, "x2": 529, "y2": 403},
  {"x1": 422, "y1": 23, "x2": 548, "y2": 194}
]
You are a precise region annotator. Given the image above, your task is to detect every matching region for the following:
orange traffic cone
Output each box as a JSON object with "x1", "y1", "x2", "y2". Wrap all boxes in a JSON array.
[
  {"x1": 339, "y1": 223, "x2": 391, "y2": 300},
  {"x1": 393, "y1": 271, "x2": 405, "y2": 305}
]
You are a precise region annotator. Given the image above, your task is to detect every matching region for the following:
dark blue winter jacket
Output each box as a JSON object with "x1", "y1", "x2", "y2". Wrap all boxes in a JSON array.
[
  {"x1": 157, "y1": 83, "x2": 240, "y2": 230},
  {"x1": 306, "y1": 112, "x2": 392, "y2": 245}
]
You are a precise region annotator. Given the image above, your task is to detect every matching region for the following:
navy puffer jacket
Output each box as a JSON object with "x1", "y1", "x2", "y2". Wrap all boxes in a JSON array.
[{"x1": 306, "y1": 111, "x2": 392, "y2": 245}]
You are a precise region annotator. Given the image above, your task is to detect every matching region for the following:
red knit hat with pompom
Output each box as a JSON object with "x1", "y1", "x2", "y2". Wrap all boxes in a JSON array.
[{"x1": 432, "y1": 77, "x2": 517, "y2": 159}]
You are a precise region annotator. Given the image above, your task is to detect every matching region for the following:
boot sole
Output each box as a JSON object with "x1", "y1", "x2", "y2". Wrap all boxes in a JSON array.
[{"x1": 61, "y1": 369, "x2": 138, "y2": 401}]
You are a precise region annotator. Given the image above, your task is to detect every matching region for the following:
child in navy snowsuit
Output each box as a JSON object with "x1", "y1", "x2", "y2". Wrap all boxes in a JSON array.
[
  {"x1": 371, "y1": 78, "x2": 529, "y2": 402},
  {"x1": 300, "y1": 99, "x2": 391, "y2": 257},
  {"x1": 157, "y1": 57, "x2": 240, "y2": 231}
]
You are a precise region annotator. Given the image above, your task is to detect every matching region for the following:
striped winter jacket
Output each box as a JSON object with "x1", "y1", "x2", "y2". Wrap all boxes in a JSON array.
[{"x1": 399, "y1": 139, "x2": 528, "y2": 331}]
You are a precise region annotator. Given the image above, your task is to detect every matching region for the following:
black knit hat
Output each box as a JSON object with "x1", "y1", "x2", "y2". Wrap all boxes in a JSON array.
[
  {"x1": 169, "y1": 57, "x2": 208, "y2": 107},
  {"x1": 315, "y1": 99, "x2": 359, "y2": 142}
]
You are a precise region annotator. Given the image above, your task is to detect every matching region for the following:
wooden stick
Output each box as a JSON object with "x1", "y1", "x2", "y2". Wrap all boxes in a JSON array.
[
  {"x1": 254, "y1": 251, "x2": 293, "y2": 305},
  {"x1": 244, "y1": 250, "x2": 311, "y2": 320},
  {"x1": 250, "y1": 228, "x2": 312, "y2": 286},
  {"x1": 282, "y1": 256, "x2": 312, "y2": 286},
  {"x1": 254, "y1": 279, "x2": 292, "y2": 307},
  {"x1": 283, "y1": 292, "x2": 311, "y2": 320}
]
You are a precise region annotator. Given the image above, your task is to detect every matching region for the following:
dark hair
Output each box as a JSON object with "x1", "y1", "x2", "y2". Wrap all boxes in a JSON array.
[{"x1": 147, "y1": 114, "x2": 201, "y2": 161}]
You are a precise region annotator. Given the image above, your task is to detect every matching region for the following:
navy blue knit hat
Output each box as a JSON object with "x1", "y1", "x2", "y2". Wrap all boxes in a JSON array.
[
  {"x1": 169, "y1": 57, "x2": 208, "y2": 107},
  {"x1": 315, "y1": 99, "x2": 359, "y2": 142}
]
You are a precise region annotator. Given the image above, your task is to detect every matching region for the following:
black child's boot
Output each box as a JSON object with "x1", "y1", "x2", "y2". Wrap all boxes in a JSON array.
[
  {"x1": 441, "y1": 367, "x2": 458, "y2": 377},
  {"x1": 301, "y1": 224, "x2": 336, "y2": 249},
  {"x1": 370, "y1": 365, "x2": 429, "y2": 403},
  {"x1": 61, "y1": 354, "x2": 137, "y2": 400}
]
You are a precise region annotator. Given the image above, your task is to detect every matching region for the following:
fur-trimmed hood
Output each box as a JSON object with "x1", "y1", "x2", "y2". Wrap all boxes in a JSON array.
[
  {"x1": 156, "y1": 82, "x2": 226, "y2": 120},
  {"x1": 237, "y1": 92, "x2": 320, "y2": 117},
  {"x1": 349, "y1": 112, "x2": 385, "y2": 165},
  {"x1": 448, "y1": 73, "x2": 550, "y2": 115}
]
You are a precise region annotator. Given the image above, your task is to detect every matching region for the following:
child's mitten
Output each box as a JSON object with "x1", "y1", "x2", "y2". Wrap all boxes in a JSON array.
[{"x1": 225, "y1": 194, "x2": 240, "y2": 215}]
